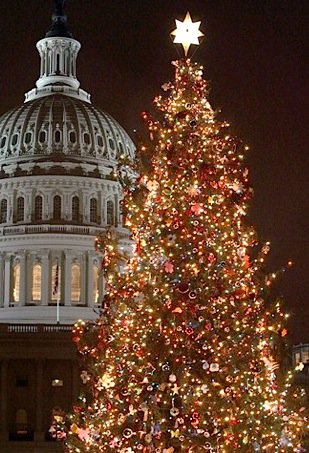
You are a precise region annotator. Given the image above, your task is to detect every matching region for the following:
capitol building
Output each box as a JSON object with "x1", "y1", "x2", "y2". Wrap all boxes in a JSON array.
[{"x1": 0, "y1": 2, "x2": 134, "y2": 451}]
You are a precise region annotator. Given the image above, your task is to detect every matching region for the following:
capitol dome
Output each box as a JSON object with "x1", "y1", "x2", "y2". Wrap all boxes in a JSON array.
[
  {"x1": 0, "y1": 95, "x2": 135, "y2": 169},
  {"x1": 0, "y1": 1, "x2": 135, "y2": 324}
]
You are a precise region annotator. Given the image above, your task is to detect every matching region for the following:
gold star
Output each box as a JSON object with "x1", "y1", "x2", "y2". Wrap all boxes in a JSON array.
[{"x1": 171, "y1": 12, "x2": 204, "y2": 56}]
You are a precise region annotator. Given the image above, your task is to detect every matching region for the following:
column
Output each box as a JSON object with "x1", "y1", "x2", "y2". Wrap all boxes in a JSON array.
[
  {"x1": 34, "y1": 359, "x2": 44, "y2": 442},
  {"x1": 87, "y1": 252, "x2": 94, "y2": 308},
  {"x1": 0, "y1": 254, "x2": 4, "y2": 307},
  {"x1": 19, "y1": 251, "x2": 27, "y2": 307},
  {"x1": 3, "y1": 255, "x2": 11, "y2": 307},
  {"x1": 41, "y1": 250, "x2": 49, "y2": 306},
  {"x1": 64, "y1": 250, "x2": 71, "y2": 306},
  {"x1": 0, "y1": 359, "x2": 8, "y2": 441},
  {"x1": 80, "y1": 254, "x2": 86, "y2": 306}
]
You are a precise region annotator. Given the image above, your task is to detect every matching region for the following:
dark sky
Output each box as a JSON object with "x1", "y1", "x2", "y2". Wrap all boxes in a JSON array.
[{"x1": 0, "y1": 0, "x2": 308, "y2": 343}]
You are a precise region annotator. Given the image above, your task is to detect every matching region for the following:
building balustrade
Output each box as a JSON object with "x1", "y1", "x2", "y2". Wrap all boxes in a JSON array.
[{"x1": 0, "y1": 324, "x2": 73, "y2": 334}]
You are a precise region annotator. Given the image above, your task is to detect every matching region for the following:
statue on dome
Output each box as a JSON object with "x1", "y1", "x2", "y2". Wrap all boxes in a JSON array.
[{"x1": 54, "y1": 0, "x2": 66, "y2": 15}]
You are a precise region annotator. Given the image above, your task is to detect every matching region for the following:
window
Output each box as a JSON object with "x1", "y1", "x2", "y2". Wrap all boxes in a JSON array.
[
  {"x1": 51, "y1": 263, "x2": 61, "y2": 301},
  {"x1": 106, "y1": 200, "x2": 114, "y2": 226},
  {"x1": 55, "y1": 130, "x2": 61, "y2": 143},
  {"x1": 93, "y1": 265, "x2": 99, "y2": 304},
  {"x1": 16, "y1": 197, "x2": 24, "y2": 222},
  {"x1": 0, "y1": 199, "x2": 7, "y2": 223},
  {"x1": 52, "y1": 379, "x2": 63, "y2": 387},
  {"x1": 53, "y1": 195, "x2": 61, "y2": 220},
  {"x1": 71, "y1": 263, "x2": 81, "y2": 302},
  {"x1": 108, "y1": 138, "x2": 115, "y2": 150},
  {"x1": 12, "y1": 263, "x2": 20, "y2": 303},
  {"x1": 69, "y1": 131, "x2": 76, "y2": 144},
  {"x1": 16, "y1": 409, "x2": 28, "y2": 430},
  {"x1": 39, "y1": 130, "x2": 46, "y2": 143},
  {"x1": 97, "y1": 135, "x2": 103, "y2": 147},
  {"x1": 16, "y1": 378, "x2": 28, "y2": 388},
  {"x1": 83, "y1": 133, "x2": 90, "y2": 145},
  {"x1": 72, "y1": 196, "x2": 80, "y2": 222},
  {"x1": 90, "y1": 198, "x2": 97, "y2": 223},
  {"x1": 302, "y1": 350, "x2": 309, "y2": 364},
  {"x1": 0, "y1": 136, "x2": 6, "y2": 148},
  {"x1": 118, "y1": 142, "x2": 124, "y2": 154},
  {"x1": 12, "y1": 134, "x2": 18, "y2": 146},
  {"x1": 34, "y1": 195, "x2": 43, "y2": 221},
  {"x1": 24, "y1": 132, "x2": 32, "y2": 145},
  {"x1": 32, "y1": 263, "x2": 42, "y2": 301}
]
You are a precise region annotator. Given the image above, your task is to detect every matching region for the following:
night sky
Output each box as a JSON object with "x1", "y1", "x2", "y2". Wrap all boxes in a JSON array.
[{"x1": 0, "y1": 1, "x2": 307, "y2": 343}]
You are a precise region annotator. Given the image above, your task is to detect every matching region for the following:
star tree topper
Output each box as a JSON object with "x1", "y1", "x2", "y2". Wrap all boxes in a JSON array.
[{"x1": 171, "y1": 12, "x2": 204, "y2": 56}]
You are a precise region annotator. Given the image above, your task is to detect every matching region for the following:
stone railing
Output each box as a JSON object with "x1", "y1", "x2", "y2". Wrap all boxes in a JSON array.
[
  {"x1": 0, "y1": 323, "x2": 73, "y2": 334},
  {"x1": 0, "y1": 223, "x2": 104, "y2": 236}
]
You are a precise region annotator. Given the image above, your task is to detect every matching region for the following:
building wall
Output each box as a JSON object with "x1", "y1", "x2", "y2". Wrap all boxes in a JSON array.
[{"x1": 0, "y1": 324, "x2": 78, "y2": 452}]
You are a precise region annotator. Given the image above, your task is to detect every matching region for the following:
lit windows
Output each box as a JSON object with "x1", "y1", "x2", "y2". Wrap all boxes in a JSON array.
[
  {"x1": 93, "y1": 265, "x2": 99, "y2": 304},
  {"x1": 12, "y1": 262, "x2": 20, "y2": 303},
  {"x1": 0, "y1": 199, "x2": 7, "y2": 223},
  {"x1": 16, "y1": 197, "x2": 25, "y2": 222},
  {"x1": 51, "y1": 379, "x2": 63, "y2": 387},
  {"x1": 71, "y1": 263, "x2": 80, "y2": 302},
  {"x1": 32, "y1": 263, "x2": 42, "y2": 301},
  {"x1": 51, "y1": 263, "x2": 61, "y2": 301}
]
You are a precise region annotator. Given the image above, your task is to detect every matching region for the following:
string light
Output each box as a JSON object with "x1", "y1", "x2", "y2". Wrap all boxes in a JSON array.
[{"x1": 65, "y1": 57, "x2": 308, "y2": 453}]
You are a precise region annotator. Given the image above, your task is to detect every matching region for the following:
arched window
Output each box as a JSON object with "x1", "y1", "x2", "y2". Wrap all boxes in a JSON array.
[
  {"x1": 34, "y1": 195, "x2": 43, "y2": 221},
  {"x1": 53, "y1": 195, "x2": 61, "y2": 221},
  {"x1": 0, "y1": 199, "x2": 7, "y2": 223},
  {"x1": 16, "y1": 409, "x2": 28, "y2": 433},
  {"x1": 0, "y1": 136, "x2": 6, "y2": 148},
  {"x1": 51, "y1": 263, "x2": 61, "y2": 301},
  {"x1": 12, "y1": 134, "x2": 18, "y2": 146},
  {"x1": 108, "y1": 138, "x2": 115, "y2": 150},
  {"x1": 90, "y1": 198, "x2": 97, "y2": 223},
  {"x1": 55, "y1": 130, "x2": 61, "y2": 143},
  {"x1": 69, "y1": 131, "x2": 76, "y2": 144},
  {"x1": 97, "y1": 135, "x2": 103, "y2": 147},
  {"x1": 72, "y1": 196, "x2": 80, "y2": 222},
  {"x1": 83, "y1": 133, "x2": 90, "y2": 145},
  {"x1": 12, "y1": 262, "x2": 20, "y2": 303},
  {"x1": 24, "y1": 132, "x2": 32, "y2": 145},
  {"x1": 93, "y1": 265, "x2": 99, "y2": 304},
  {"x1": 32, "y1": 263, "x2": 42, "y2": 301},
  {"x1": 39, "y1": 130, "x2": 46, "y2": 143},
  {"x1": 71, "y1": 263, "x2": 80, "y2": 302},
  {"x1": 106, "y1": 200, "x2": 114, "y2": 226},
  {"x1": 16, "y1": 197, "x2": 24, "y2": 222}
]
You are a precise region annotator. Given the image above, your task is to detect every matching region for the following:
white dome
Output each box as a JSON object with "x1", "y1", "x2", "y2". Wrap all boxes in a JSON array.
[
  {"x1": 0, "y1": 3, "x2": 135, "y2": 325},
  {"x1": 0, "y1": 94, "x2": 135, "y2": 169}
]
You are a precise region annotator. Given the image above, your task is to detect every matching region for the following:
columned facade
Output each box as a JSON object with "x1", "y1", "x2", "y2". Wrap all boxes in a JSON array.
[{"x1": 0, "y1": 1, "x2": 135, "y2": 451}]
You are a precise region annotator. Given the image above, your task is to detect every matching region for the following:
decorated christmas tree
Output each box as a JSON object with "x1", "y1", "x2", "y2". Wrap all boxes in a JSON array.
[{"x1": 65, "y1": 13, "x2": 307, "y2": 453}]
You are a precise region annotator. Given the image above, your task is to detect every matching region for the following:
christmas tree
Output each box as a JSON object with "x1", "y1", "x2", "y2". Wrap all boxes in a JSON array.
[{"x1": 65, "y1": 14, "x2": 307, "y2": 453}]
